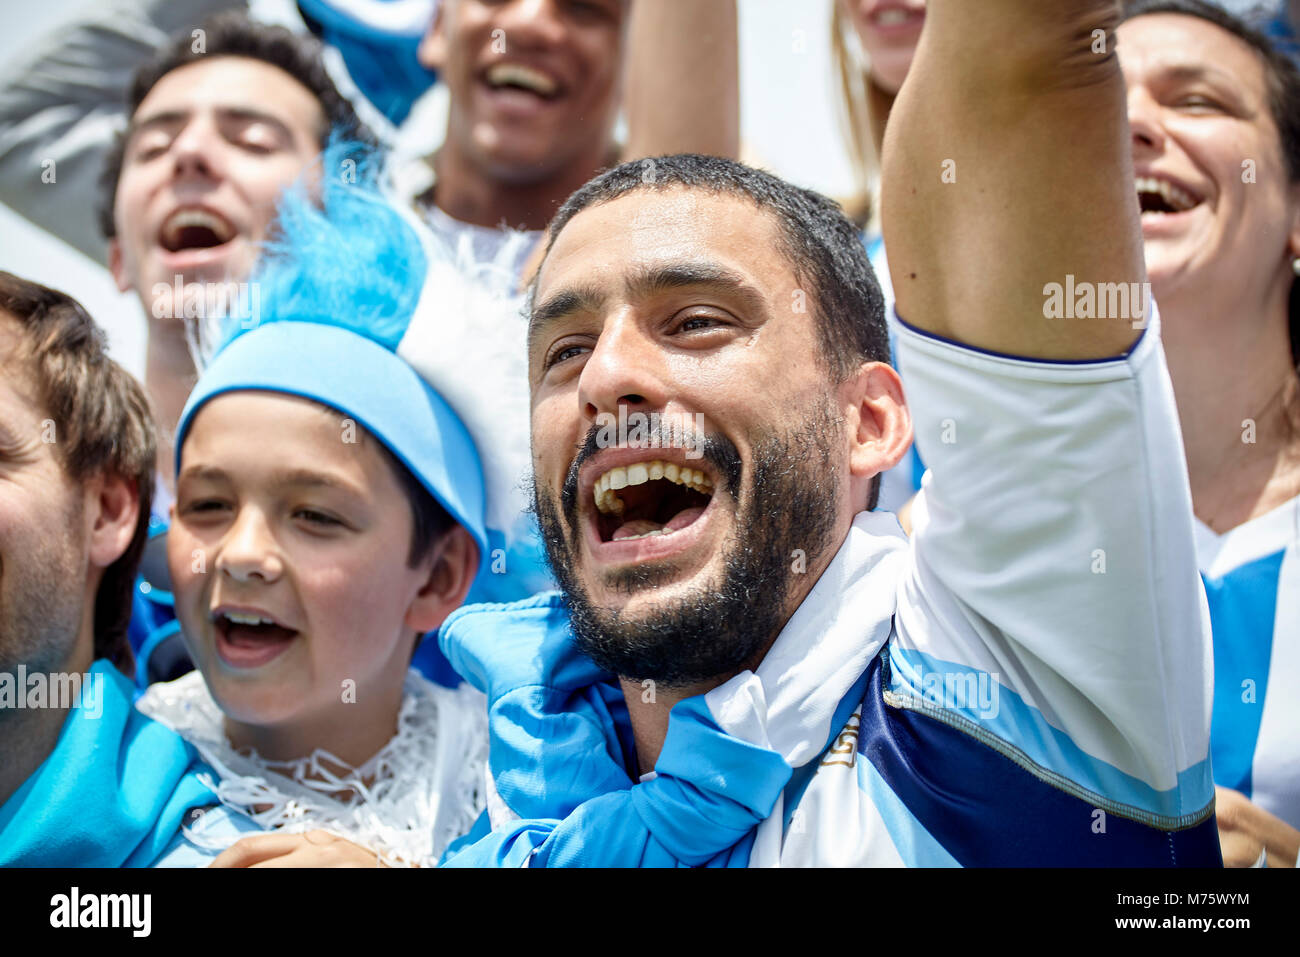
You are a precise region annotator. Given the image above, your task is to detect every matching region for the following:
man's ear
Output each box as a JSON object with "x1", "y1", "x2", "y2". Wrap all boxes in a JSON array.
[
  {"x1": 404, "y1": 525, "x2": 479, "y2": 634},
  {"x1": 841, "y1": 361, "x2": 912, "y2": 502},
  {"x1": 1288, "y1": 181, "x2": 1300, "y2": 266},
  {"x1": 85, "y1": 471, "x2": 141, "y2": 571},
  {"x1": 417, "y1": 5, "x2": 449, "y2": 71},
  {"x1": 107, "y1": 238, "x2": 132, "y2": 294}
]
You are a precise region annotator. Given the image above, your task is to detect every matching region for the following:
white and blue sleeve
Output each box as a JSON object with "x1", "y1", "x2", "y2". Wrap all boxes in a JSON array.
[{"x1": 889, "y1": 307, "x2": 1216, "y2": 838}]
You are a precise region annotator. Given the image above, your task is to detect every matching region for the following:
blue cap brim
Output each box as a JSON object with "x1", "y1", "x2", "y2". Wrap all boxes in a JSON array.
[{"x1": 175, "y1": 321, "x2": 489, "y2": 575}]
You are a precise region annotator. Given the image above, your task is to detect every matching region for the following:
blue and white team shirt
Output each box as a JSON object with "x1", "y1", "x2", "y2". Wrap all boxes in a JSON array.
[
  {"x1": 0, "y1": 659, "x2": 261, "y2": 867},
  {"x1": 438, "y1": 310, "x2": 1222, "y2": 867},
  {"x1": 1196, "y1": 495, "x2": 1300, "y2": 830}
]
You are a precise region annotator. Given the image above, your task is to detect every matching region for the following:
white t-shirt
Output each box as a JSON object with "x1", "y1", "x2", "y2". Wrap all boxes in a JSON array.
[
  {"x1": 420, "y1": 202, "x2": 543, "y2": 283},
  {"x1": 391, "y1": 152, "x2": 544, "y2": 284},
  {"x1": 762, "y1": 307, "x2": 1216, "y2": 864}
]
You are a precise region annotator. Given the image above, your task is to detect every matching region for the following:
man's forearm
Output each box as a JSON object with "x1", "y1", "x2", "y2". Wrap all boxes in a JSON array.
[
  {"x1": 621, "y1": 0, "x2": 739, "y2": 162},
  {"x1": 882, "y1": 0, "x2": 1144, "y2": 360}
]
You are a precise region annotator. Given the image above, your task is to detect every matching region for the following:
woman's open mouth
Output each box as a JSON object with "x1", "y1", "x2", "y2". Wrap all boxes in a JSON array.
[{"x1": 1136, "y1": 175, "x2": 1204, "y2": 218}]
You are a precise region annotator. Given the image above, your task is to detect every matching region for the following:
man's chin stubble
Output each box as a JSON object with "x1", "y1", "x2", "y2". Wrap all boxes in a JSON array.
[{"x1": 531, "y1": 402, "x2": 843, "y2": 687}]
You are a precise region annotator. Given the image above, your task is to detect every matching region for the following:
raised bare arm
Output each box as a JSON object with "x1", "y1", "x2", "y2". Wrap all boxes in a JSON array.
[
  {"x1": 620, "y1": 0, "x2": 738, "y2": 162},
  {"x1": 882, "y1": 0, "x2": 1144, "y2": 359}
]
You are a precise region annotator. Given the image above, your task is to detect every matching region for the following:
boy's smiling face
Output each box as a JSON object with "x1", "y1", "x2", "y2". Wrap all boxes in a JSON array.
[{"x1": 168, "y1": 391, "x2": 456, "y2": 760}]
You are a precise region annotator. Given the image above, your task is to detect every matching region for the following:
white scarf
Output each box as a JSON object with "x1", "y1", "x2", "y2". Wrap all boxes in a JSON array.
[{"x1": 698, "y1": 509, "x2": 907, "y2": 866}]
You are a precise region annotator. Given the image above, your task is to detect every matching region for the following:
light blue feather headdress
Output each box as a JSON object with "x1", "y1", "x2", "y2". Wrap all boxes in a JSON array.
[{"x1": 178, "y1": 141, "x2": 549, "y2": 601}]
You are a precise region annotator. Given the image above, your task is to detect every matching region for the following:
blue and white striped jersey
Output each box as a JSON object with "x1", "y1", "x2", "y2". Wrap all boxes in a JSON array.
[
  {"x1": 1197, "y1": 496, "x2": 1300, "y2": 829},
  {"x1": 439, "y1": 310, "x2": 1221, "y2": 867}
]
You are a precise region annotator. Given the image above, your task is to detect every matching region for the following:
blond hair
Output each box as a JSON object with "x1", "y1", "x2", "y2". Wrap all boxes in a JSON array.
[{"x1": 830, "y1": 2, "x2": 878, "y2": 229}]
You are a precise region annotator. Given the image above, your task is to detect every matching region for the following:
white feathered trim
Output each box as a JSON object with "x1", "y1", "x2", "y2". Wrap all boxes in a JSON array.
[
  {"x1": 391, "y1": 200, "x2": 539, "y2": 549},
  {"x1": 137, "y1": 669, "x2": 488, "y2": 868}
]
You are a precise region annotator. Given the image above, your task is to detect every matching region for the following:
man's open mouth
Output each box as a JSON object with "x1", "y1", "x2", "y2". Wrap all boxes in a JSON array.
[
  {"x1": 593, "y1": 459, "x2": 714, "y2": 543},
  {"x1": 159, "y1": 208, "x2": 237, "y2": 253},
  {"x1": 483, "y1": 62, "x2": 562, "y2": 101},
  {"x1": 1135, "y1": 176, "x2": 1203, "y2": 216}
]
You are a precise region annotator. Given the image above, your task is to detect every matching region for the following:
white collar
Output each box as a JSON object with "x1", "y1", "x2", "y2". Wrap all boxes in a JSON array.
[
  {"x1": 1195, "y1": 493, "x2": 1300, "y2": 578},
  {"x1": 137, "y1": 669, "x2": 487, "y2": 866},
  {"x1": 703, "y1": 510, "x2": 907, "y2": 768}
]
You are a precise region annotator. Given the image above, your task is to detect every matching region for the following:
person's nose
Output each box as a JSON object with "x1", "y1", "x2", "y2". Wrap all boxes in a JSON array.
[
  {"x1": 214, "y1": 506, "x2": 283, "y2": 585},
  {"x1": 1127, "y1": 85, "x2": 1167, "y2": 160},
  {"x1": 167, "y1": 113, "x2": 226, "y2": 185},
  {"x1": 493, "y1": 0, "x2": 568, "y2": 53},
  {"x1": 577, "y1": 310, "x2": 672, "y2": 428}
]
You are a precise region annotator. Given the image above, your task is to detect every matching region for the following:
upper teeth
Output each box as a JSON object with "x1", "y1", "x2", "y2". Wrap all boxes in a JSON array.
[
  {"x1": 594, "y1": 460, "x2": 713, "y2": 515},
  {"x1": 162, "y1": 208, "x2": 234, "y2": 246},
  {"x1": 225, "y1": 612, "x2": 273, "y2": 626},
  {"x1": 1135, "y1": 177, "x2": 1198, "y2": 213},
  {"x1": 875, "y1": 8, "x2": 914, "y2": 26},
  {"x1": 486, "y1": 63, "x2": 558, "y2": 97}
]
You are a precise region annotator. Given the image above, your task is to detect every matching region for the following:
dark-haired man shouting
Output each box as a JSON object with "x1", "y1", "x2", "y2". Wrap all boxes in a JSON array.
[{"x1": 437, "y1": 0, "x2": 1222, "y2": 866}]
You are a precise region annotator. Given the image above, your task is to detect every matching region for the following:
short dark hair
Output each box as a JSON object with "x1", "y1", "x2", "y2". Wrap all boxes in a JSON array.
[
  {"x1": 98, "y1": 11, "x2": 374, "y2": 240},
  {"x1": 0, "y1": 272, "x2": 156, "y2": 670},
  {"x1": 317, "y1": 407, "x2": 455, "y2": 568},
  {"x1": 381, "y1": 445, "x2": 457, "y2": 662},
  {"x1": 1123, "y1": 0, "x2": 1300, "y2": 365},
  {"x1": 542, "y1": 155, "x2": 891, "y2": 379},
  {"x1": 537, "y1": 154, "x2": 892, "y2": 507},
  {"x1": 378, "y1": 442, "x2": 458, "y2": 569}
]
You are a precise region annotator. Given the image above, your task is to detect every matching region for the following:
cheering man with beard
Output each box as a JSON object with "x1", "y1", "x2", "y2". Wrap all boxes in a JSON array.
[{"x1": 438, "y1": 0, "x2": 1222, "y2": 867}]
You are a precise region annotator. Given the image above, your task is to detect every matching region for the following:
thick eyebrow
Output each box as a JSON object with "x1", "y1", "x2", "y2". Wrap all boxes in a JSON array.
[
  {"x1": 125, "y1": 109, "x2": 189, "y2": 142},
  {"x1": 1157, "y1": 63, "x2": 1234, "y2": 86},
  {"x1": 528, "y1": 261, "x2": 765, "y2": 352},
  {"x1": 175, "y1": 464, "x2": 230, "y2": 486},
  {"x1": 274, "y1": 468, "x2": 366, "y2": 496},
  {"x1": 527, "y1": 284, "x2": 605, "y2": 352},
  {"x1": 626, "y1": 262, "x2": 759, "y2": 304}
]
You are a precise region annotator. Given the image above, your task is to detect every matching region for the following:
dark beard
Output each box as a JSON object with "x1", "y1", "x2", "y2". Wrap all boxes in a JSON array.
[{"x1": 533, "y1": 402, "x2": 843, "y2": 689}]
